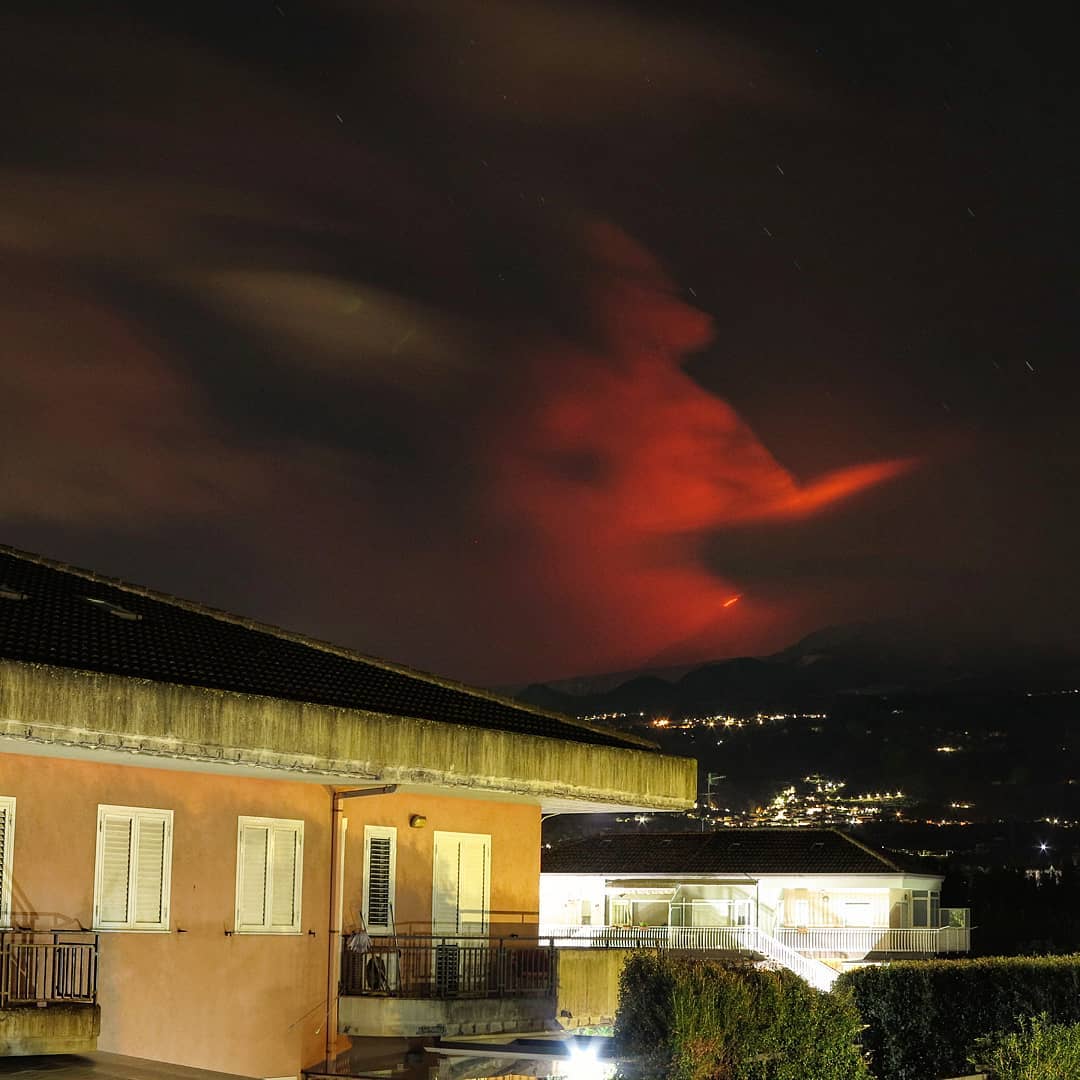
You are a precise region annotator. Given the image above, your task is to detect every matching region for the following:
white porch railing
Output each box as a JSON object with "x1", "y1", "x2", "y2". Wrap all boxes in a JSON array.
[
  {"x1": 540, "y1": 924, "x2": 838, "y2": 992},
  {"x1": 775, "y1": 926, "x2": 970, "y2": 955},
  {"x1": 539, "y1": 925, "x2": 752, "y2": 951}
]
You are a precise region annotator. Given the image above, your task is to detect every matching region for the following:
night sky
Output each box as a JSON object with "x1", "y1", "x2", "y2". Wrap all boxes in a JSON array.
[{"x1": 3, "y1": 1, "x2": 1078, "y2": 685}]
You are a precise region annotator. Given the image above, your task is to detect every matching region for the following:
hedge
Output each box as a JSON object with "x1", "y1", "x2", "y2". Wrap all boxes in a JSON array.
[
  {"x1": 835, "y1": 955, "x2": 1080, "y2": 1080},
  {"x1": 983, "y1": 1014, "x2": 1080, "y2": 1079},
  {"x1": 614, "y1": 952, "x2": 870, "y2": 1080}
]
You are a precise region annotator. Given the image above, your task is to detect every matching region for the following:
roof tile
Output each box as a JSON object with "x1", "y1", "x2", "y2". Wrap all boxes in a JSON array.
[
  {"x1": 542, "y1": 829, "x2": 902, "y2": 875},
  {"x1": 0, "y1": 547, "x2": 647, "y2": 751}
]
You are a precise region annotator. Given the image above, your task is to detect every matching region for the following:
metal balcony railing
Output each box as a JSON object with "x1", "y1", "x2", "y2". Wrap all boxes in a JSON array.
[
  {"x1": 341, "y1": 934, "x2": 556, "y2": 1000},
  {"x1": 774, "y1": 925, "x2": 971, "y2": 955},
  {"x1": 0, "y1": 930, "x2": 99, "y2": 1007},
  {"x1": 540, "y1": 924, "x2": 754, "y2": 950},
  {"x1": 541, "y1": 921, "x2": 972, "y2": 959}
]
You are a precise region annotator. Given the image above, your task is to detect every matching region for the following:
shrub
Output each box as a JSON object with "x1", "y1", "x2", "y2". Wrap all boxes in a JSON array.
[
  {"x1": 836, "y1": 955, "x2": 1080, "y2": 1080},
  {"x1": 614, "y1": 952, "x2": 870, "y2": 1080},
  {"x1": 982, "y1": 1014, "x2": 1080, "y2": 1079}
]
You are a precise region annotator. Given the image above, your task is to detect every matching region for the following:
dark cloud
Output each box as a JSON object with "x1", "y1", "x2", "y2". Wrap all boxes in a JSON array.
[{"x1": 2, "y1": 1, "x2": 1078, "y2": 682}]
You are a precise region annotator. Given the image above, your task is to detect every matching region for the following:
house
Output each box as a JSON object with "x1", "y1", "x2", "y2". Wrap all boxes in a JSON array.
[
  {"x1": 540, "y1": 829, "x2": 970, "y2": 994},
  {"x1": 0, "y1": 545, "x2": 695, "y2": 1076}
]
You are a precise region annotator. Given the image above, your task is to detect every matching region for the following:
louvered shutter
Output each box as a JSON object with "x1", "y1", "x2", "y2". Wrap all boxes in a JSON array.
[
  {"x1": 94, "y1": 806, "x2": 172, "y2": 931},
  {"x1": 0, "y1": 797, "x2": 14, "y2": 927},
  {"x1": 99, "y1": 814, "x2": 133, "y2": 925},
  {"x1": 269, "y1": 825, "x2": 299, "y2": 928},
  {"x1": 236, "y1": 817, "x2": 303, "y2": 932},
  {"x1": 238, "y1": 824, "x2": 269, "y2": 928},
  {"x1": 133, "y1": 816, "x2": 166, "y2": 925},
  {"x1": 362, "y1": 827, "x2": 396, "y2": 935}
]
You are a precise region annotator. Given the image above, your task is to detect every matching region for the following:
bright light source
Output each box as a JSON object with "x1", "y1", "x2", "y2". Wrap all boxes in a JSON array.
[
  {"x1": 560, "y1": 1041, "x2": 615, "y2": 1080},
  {"x1": 1039, "y1": 843, "x2": 1049, "y2": 853}
]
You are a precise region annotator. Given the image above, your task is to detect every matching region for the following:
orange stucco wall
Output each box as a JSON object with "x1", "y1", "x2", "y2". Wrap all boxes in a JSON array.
[
  {"x1": 0, "y1": 750, "x2": 332, "y2": 1077},
  {"x1": 0, "y1": 750, "x2": 542, "y2": 1077},
  {"x1": 340, "y1": 792, "x2": 541, "y2": 936}
]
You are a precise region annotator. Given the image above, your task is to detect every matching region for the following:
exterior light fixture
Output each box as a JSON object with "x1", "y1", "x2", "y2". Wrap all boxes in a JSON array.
[{"x1": 409, "y1": 814, "x2": 427, "y2": 829}]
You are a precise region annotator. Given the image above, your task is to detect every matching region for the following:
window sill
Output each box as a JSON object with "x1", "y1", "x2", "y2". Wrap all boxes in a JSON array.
[
  {"x1": 231, "y1": 929, "x2": 303, "y2": 936},
  {"x1": 92, "y1": 927, "x2": 172, "y2": 933}
]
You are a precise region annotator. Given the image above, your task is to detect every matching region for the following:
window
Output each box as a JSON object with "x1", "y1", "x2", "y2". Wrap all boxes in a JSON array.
[
  {"x1": 94, "y1": 805, "x2": 173, "y2": 931},
  {"x1": 911, "y1": 889, "x2": 941, "y2": 928},
  {"x1": 432, "y1": 831, "x2": 490, "y2": 936},
  {"x1": 0, "y1": 796, "x2": 15, "y2": 928},
  {"x1": 235, "y1": 817, "x2": 303, "y2": 934},
  {"x1": 580, "y1": 899, "x2": 592, "y2": 926},
  {"x1": 362, "y1": 825, "x2": 396, "y2": 936},
  {"x1": 843, "y1": 901, "x2": 872, "y2": 927}
]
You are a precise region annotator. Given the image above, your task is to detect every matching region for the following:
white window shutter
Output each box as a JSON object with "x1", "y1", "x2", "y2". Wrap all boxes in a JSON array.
[
  {"x1": 133, "y1": 815, "x2": 166, "y2": 925},
  {"x1": 432, "y1": 835, "x2": 460, "y2": 935},
  {"x1": 238, "y1": 824, "x2": 269, "y2": 928},
  {"x1": 0, "y1": 797, "x2": 14, "y2": 928},
  {"x1": 99, "y1": 815, "x2": 133, "y2": 925},
  {"x1": 269, "y1": 825, "x2": 298, "y2": 928},
  {"x1": 458, "y1": 836, "x2": 490, "y2": 935},
  {"x1": 94, "y1": 806, "x2": 171, "y2": 931},
  {"x1": 236, "y1": 817, "x2": 303, "y2": 933},
  {"x1": 362, "y1": 826, "x2": 396, "y2": 935},
  {"x1": 432, "y1": 832, "x2": 491, "y2": 937}
]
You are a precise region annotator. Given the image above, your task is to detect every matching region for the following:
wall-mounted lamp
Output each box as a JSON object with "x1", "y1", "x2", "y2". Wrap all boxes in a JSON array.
[{"x1": 409, "y1": 814, "x2": 427, "y2": 829}]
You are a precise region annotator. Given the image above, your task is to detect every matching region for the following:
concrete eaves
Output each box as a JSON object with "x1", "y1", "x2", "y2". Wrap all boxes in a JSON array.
[{"x1": 0, "y1": 660, "x2": 697, "y2": 813}]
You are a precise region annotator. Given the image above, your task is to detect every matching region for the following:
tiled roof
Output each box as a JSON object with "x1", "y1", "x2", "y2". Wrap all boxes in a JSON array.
[
  {"x1": 542, "y1": 829, "x2": 904, "y2": 875},
  {"x1": 0, "y1": 546, "x2": 651, "y2": 751}
]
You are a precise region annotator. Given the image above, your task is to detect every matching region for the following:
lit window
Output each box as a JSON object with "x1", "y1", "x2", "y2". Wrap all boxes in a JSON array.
[
  {"x1": 235, "y1": 817, "x2": 304, "y2": 934},
  {"x1": 94, "y1": 805, "x2": 173, "y2": 931}
]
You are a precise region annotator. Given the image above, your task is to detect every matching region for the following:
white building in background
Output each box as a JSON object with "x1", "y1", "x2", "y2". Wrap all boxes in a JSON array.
[{"x1": 540, "y1": 829, "x2": 970, "y2": 987}]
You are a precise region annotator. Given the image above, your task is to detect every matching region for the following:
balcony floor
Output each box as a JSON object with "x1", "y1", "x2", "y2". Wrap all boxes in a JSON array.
[{"x1": 0, "y1": 1053, "x2": 249, "y2": 1080}]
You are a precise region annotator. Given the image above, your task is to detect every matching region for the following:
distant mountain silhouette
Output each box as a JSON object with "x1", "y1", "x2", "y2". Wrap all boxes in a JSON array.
[{"x1": 515, "y1": 618, "x2": 1080, "y2": 719}]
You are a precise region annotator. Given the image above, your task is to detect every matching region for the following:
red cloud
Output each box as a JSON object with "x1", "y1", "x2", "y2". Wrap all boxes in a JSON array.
[{"x1": 488, "y1": 225, "x2": 914, "y2": 674}]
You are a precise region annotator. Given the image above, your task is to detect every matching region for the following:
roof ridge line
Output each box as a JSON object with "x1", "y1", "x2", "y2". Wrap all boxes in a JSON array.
[
  {"x1": 0, "y1": 543, "x2": 658, "y2": 751},
  {"x1": 831, "y1": 828, "x2": 903, "y2": 871}
]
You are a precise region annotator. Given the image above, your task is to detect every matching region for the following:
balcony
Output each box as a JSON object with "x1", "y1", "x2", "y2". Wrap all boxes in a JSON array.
[
  {"x1": 540, "y1": 924, "x2": 754, "y2": 950},
  {"x1": 775, "y1": 924, "x2": 971, "y2": 957},
  {"x1": 543, "y1": 921, "x2": 969, "y2": 954},
  {"x1": 0, "y1": 930, "x2": 101, "y2": 1056},
  {"x1": 337, "y1": 934, "x2": 556, "y2": 1039}
]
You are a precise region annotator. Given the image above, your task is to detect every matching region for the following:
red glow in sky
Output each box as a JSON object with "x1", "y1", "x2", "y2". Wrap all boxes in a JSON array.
[{"x1": 490, "y1": 225, "x2": 914, "y2": 675}]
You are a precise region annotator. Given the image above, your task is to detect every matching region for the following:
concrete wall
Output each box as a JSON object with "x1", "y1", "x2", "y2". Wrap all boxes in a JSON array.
[
  {"x1": 0, "y1": 750, "x2": 333, "y2": 1076},
  {"x1": 555, "y1": 950, "x2": 636, "y2": 1030},
  {"x1": 538, "y1": 876, "x2": 605, "y2": 929},
  {"x1": 341, "y1": 793, "x2": 541, "y2": 935},
  {"x1": 777, "y1": 887, "x2": 891, "y2": 928},
  {"x1": 339, "y1": 995, "x2": 552, "y2": 1039},
  {"x1": 0, "y1": 1004, "x2": 100, "y2": 1055},
  {"x1": 0, "y1": 661, "x2": 696, "y2": 813},
  {"x1": 0, "y1": 751, "x2": 548, "y2": 1075}
]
